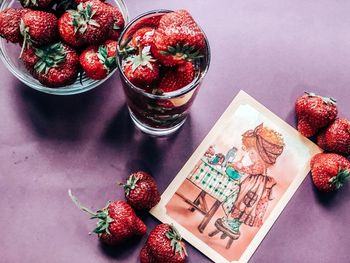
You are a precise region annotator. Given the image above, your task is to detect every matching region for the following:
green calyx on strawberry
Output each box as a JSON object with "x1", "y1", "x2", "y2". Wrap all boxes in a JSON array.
[
  {"x1": 151, "y1": 10, "x2": 205, "y2": 66},
  {"x1": 329, "y1": 168, "x2": 350, "y2": 190},
  {"x1": 69, "y1": 3, "x2": 100, "y2": 35},
  {"x1": 165, "y1": 225, "x2": 188, "y2": 258},
  {"x1": 33, "y1": 42, "x2": 67, "y2": 75},
  {"x1": 123, "y1": 47, "x2": 160, "y2": 87},
  {"x1": 305, "y1": 92, "x2": 337, "y2": 105},
  {"x1": 160, "y1": 43, "x2": 203, "y2": 63},
  {"x1": 68, "y1": 190, "x2": 147, "y2": 245},
  {"x1": 97, "y1": 45, "x2": 116, "y2": 72},
  {"x1": 123, "y1": 173, "x2": 140, "y2": 196}
]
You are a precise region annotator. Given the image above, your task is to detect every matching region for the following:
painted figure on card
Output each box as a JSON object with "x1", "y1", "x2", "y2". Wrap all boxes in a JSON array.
[{"x1": 221, "y1": 123, "x2": 284, "y2": 234}]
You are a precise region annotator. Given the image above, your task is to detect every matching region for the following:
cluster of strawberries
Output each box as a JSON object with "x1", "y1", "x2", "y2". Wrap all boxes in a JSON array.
[
  {"x1": 120, "y1": 10, "x2": 205, "y2": 95},
  {"x1": 69, "y1": 171, "x2": 187, "y2": 263},
  {"x1": 295, "y1": 92, "x2": 350, "y2": 192},
  {"x1": 0, "y1": 0, "x2": 125, "y2": 87}
]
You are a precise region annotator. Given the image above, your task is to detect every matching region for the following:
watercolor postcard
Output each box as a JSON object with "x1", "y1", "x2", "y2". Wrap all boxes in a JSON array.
[{"x1": 150, "y1": 90, "x2": 321, "y2": 263}]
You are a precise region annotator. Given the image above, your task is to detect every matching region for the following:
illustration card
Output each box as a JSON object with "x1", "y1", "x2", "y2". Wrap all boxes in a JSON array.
[{"x1": 150, "y1": 90, "x2": 321, "y2": 263}]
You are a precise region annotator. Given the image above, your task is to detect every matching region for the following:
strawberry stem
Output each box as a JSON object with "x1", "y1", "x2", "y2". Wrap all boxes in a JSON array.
[
  {"x1": 68, "y1": 189, "x2": 96, "y2": 216},
  {"x1": 165, "y1": 224, "x2": 188, "y2": 258},
  {"x1": 68, "y1": 190, "x2": 114, "y2": 235}
]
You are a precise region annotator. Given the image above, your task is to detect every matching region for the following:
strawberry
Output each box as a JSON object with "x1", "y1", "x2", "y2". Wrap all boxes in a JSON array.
[
  {"x1": 140, "y1": 224, "x2": 187, "y2": 263},
  {"x1": 157, "y1": 61, "x2": 195, "y2": 93},
  {"x1": 58, "y1": 0, "x2": 113, "y2": 47},
  {"x1": 104, "y1": 3, "x2": 125, "y2": 41},
  {"x1": 20, "y1": 0, "x2": 55, "y2": 9},
  {"x1": 20, "y1": 10, "x2": 58, "y2": 50},
  {"x1": 123, "y1": 47, "x2": 160, "y2": 87},
  {"x1": 121, "y1": 171, "x2": 161, "y2": 210},
  {"x1": 151, "y1": 10, "x2": 205, "y2": 66},
  {"x1": 80, "y1": 40, "x2": 117, "y2": 80},
  {"x1": 295, "y1": 92, "x2": 338, "y2": 137},
  {"x1": 317, "y1": 118, "x2": 350, "y2": 156},
  {"x1": 0, "y1": 8, "x2": 30, "y2": 43},
  {"x1": 68, "y1": 190, "x2": 147, "y2": 246},
  {"x1": 310, "y1": 153, "x2": 350, "y2": 192},
  {"x1": 129, "y1": 27, "x2": 155, "y2": 48},
  {"x1": 21, "y1": 42, "x2": 79, "y2": 87},
  {"x1": 126, "y1": 15, "x2": 163, "y2": 39}
]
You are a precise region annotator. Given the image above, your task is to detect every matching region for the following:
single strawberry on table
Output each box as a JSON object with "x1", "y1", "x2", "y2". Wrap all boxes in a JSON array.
[
  {"x1": 123, "y1": 47, "x2": 160, "y2": 87},
  {"x1": 317, "y1": 118, "x2": 350, "y2": 156},
  {"x1": 0, "y1": 8, "x2": 30, "y2": 44},
  {"x1": 151, "y1": 10, "x2": 205, "y2": 66},
  {"x1": 140, "y1": 224, "x2": 187, "y2": 263},
  {"x1": 310, "y1": 153, "x2": 350, "y2": 192},
  {"x1": 20, "y1": 0, "x2": 55, "y2": 9},
  {"x1": 80, "y1": 40, "x2": 118, "y2": 80},
  {"x1": 58, "y1": 0, "x2": 113, "y2": 47},
  {"x1": 295, "y1": 92, "x2": 338, "y2": 137},
  {"x1": 68, "y1": 190, "x2": 147, "y2": 245},
  {"x1": 21, "y1": 42, "x2": 79, "y2": 87},
  {"x1": 120, "y1": 171, "x2": 161, "y2": 210},
  {"x1": 20, "y1": 10, "x2": 58, "y2": 51}
]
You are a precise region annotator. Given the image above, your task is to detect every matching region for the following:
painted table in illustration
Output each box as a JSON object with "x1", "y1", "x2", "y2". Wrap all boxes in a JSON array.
[{"x1": 176, "y1": 158, "x2": 241, "y2": 234}]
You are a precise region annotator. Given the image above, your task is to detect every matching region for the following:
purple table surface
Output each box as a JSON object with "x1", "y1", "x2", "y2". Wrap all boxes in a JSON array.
[{"x1": 1, "y1": 0, "x2": 350, "y2": 262}]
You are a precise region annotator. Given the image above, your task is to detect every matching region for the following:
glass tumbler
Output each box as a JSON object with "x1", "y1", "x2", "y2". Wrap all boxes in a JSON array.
[{"x1": 117, "y1": 10, "x2": 211, "y2": 136}]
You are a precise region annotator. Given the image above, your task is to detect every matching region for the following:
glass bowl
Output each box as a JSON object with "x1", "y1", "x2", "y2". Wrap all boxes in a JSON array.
[{"x1": 0, "y1": 0, "x2": 129, "y2": 95}]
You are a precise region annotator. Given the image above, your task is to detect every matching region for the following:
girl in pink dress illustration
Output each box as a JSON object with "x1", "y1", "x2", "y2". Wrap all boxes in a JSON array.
[{"x1": 218, "y1": 123, "x2": 285, "y2": 237}]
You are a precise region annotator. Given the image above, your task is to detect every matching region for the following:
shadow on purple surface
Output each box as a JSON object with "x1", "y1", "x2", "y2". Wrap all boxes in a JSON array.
[
  {"x1": 12, "y1": 80, "x2": 111, "y2": 141},
  {"x1": 102, "y1": 104, "x2": 135, "y2": 147},
  {"x1": 98, "y1": 235, "x2": 145, "y2": 260},
  {"x1": 312, "y1": 181, "x2": 350, "y2": 208}
]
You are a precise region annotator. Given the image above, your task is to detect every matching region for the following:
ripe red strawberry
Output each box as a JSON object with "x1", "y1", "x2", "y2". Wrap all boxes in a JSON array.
[
  {"x1": 21, "y1": 42, "x2": 79, "y2": 87},
  {"x1": 126, "y1": 15, "x2": 163, "y2": 39},
  {"x1": 121, "y1": 171, "x2": 161, "y2": 210},
  {"x1": 130, "y1": 27, "x2": 155, "y2": 48},
  {"x1": 158, "y1": 61, "x2": 195, "y2": 93},
  {"x1": 123, "y1": 47, "x2": 160, "y2": 87},
  {"x1": 0, "y1": 8, "x2": 30, "y2": 43},
  {"x1": 317, "y1": 118, "x2": 350, "y2": 156},
  {"x1": 68, "y1": 190, "x2": 147, "y2": 246},
  {"x1": 140, "y1": 224, "x2": 187, "y2": 263},
  {"x1": 104, "y1": 3, "x2": 125, "y2": 41},
  {"x1": 58, "y1": 0, "x2": 113, "y2": 47},
  {"x1": 151, "y1": 10, "x2": 205, "y2": 66},
  {"x1": 20, "y1": 0, "x2": 55, "y2": 9},
  {"x1": 295, "y1": 92, "x2": 338, "y2": 137},
  {"x1": 310, "y1": 153, "x2": 350, "y2": 192},
  {"x1": 80, "y1": 40, "x2": 117, "y2": 80},
  {"x1": 20, "y1": 10, "x2": 58, "y2": 49}
]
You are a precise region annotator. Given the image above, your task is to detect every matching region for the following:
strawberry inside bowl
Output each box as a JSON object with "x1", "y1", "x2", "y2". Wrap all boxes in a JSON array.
[{"x1": 0, "y1": 0, "x2": 129, "y2": 95}]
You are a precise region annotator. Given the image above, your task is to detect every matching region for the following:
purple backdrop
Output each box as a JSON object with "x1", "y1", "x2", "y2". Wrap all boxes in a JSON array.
[{"x1": 1, "y1": 0, "x2": 350, "y2": 262}]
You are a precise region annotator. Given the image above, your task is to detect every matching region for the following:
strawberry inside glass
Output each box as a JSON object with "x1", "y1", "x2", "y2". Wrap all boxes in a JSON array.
[{"x1": 117, "y1": 10, "x2": 210, "y2": 135}]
